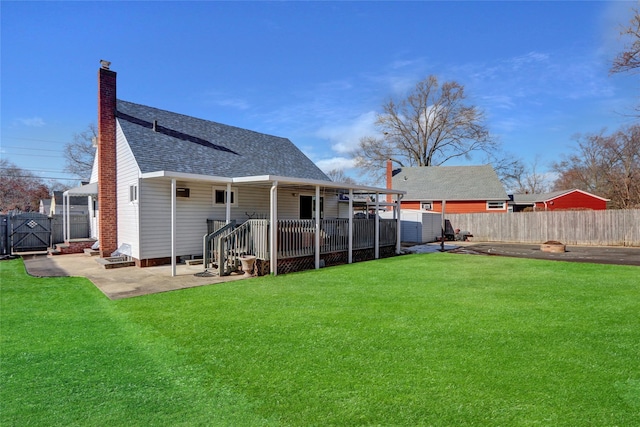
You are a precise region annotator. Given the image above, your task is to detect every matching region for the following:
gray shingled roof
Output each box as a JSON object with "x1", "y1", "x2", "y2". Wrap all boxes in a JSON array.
[
  {"x1": 116, "y1": 100, "x2": 330, "y2": 181},
  {"x1": 392, "y1": 165, "x2": 508, "y2": 201},
  {"x1": 511, "y1": 191, "x2": 570, "y2": 204}
]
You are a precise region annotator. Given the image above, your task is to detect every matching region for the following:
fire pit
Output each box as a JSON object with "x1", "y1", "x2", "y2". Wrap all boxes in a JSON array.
[{"x1": 540, "y1": 241, "x2": 566, "y2": 253}]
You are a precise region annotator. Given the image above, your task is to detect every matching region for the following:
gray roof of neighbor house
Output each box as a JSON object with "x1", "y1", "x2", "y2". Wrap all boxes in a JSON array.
[
  {"x1": 116, "y1": 100, "x2": 330, "y2": 181},
  {"x1": 392, "y1": 165, "x2": 508, "y2": 201}
]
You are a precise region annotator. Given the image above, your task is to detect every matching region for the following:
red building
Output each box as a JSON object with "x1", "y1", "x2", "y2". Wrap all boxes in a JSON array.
[{"x1": 511, "y1": 189, "x2": 608, "y2": 211}]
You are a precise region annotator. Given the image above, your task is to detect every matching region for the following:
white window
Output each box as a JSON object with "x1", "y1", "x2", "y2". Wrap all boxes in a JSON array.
[
  {"x1": 421, "y1": 202, "x2": 432, "y2": 210},
  {"x1": 487, "y1": 201, "x2": 506, "y2": 210},
  {"x1": 129, "y1": 184, "x2": 138, "y2": 203},
  {"x1": 213, "y1": 186, "x2": 237, "y2": 206}
]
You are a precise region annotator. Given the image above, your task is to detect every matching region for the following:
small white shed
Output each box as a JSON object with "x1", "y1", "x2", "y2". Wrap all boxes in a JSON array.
[{"x1": 380, "y1": 209, "x2": 442, "y2": 244}]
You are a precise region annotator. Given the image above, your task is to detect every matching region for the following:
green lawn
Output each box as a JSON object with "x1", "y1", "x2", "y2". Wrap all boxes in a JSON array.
[{"x1": 2, "y1": 254, "x2": 639, "y2": 426}]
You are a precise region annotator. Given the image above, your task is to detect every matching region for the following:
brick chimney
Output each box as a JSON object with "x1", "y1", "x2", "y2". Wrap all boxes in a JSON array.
[
  {"x1": 386, "y1": 159, "x2": 393, "y2": 206},
  {"x1": 97, "y1": 60, "x2": 118, "y2": 257}
]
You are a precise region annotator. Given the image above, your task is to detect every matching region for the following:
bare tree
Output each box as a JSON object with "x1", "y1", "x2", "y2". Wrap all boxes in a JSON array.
[
  {"x1": 0, "y1": 159, "x2": 51, "y2": 212},
  {"x1": 64, "y1": 123, "x2": 97, "y2": 180},
  {"x1": 610, "y1": 7, "x2": 640, "y2": 117},
  {"x1": 552, "y1": 125, "x2": 640, "y2": 209},
  {"x1": 325, "y1": 169, "x2": 357, "y2": 185},
  {"x1": 354, "y1": 75, "x2": 496, "y2": 183},
  {"x1": 508, "y1": 157, "x2": 552, "y2": 194},
  {"x1": 611, "y1": 7, "x2": 640, "y2": 75}
]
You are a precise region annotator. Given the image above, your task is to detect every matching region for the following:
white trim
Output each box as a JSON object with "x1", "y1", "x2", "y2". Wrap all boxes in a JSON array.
[
  {"x1": 141, "y1": 170, "x2": 232, "y2": 183},
  {"x1": 315, "y1": 185, "x2": 320, "y2": 270},
  {"x1": 171, "y1": 178, "x2": 176, "y2": 277},
  {"x1": 129, "y1": 183, "x2": 138, "y2": 203},
  {"x1": 374, "y1": 193, "x2": 379, "y2": 259},
  {"x1": 486, "y1": 201, "x2": 507, "y2": 210},
  {"x1": 225, "y1": 183, "x2": 232, "y2": 224},
  {"x1": 270, "y1": 182, "x2": 278, "y2": 276},
  {"x1": 213, "y1": 186, "x2": 237, "y2": 207},
  {"x1": 348, "y1": 189, "x2": 353, "y2": 264}
]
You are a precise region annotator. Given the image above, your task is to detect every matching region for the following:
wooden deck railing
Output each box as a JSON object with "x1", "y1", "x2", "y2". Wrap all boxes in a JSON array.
[{"x1": 206, "y1": 218, "x2": 398, "y2": 273}]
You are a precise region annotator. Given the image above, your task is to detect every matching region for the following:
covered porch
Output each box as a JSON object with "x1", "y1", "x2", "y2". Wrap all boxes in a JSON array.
[{"x1": 156, "y1": 172, "x2": 404, "y2": 276}]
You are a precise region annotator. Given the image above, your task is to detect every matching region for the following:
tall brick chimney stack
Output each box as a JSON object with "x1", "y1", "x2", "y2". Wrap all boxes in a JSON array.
[
  {"x1": 386, "y1": 159, "x2": 393, "y2": 207},
  {"x1": 97, "y1": 60, "x2": 118, "y2": 257}
]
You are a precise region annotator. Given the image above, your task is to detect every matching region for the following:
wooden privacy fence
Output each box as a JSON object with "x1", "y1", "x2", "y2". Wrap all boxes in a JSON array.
[{"x1": 447, "y1": 209, "x2": 640, "y2": 247}]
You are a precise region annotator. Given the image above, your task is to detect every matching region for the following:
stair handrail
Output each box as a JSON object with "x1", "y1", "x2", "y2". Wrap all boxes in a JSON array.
[
  {"x1": 217, "y1": 219, "x2": 269, "y2": 276},
  {"x1": 203, "y1": 220, "x2": 236, "y2": 269}
]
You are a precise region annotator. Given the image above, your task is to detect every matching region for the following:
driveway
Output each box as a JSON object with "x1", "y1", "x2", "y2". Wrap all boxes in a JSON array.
[{"x1": 450, "y1": 242, "x2": 640, "y2": 266}]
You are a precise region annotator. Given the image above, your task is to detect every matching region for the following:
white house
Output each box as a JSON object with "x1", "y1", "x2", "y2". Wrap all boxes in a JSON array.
[{"x1": 64, "y1": 61, "x2": 404, "y2": 276}]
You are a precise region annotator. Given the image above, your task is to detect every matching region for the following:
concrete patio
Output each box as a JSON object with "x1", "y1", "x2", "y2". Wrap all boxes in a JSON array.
[{"x1": 21, "y1": 253, "x2": 250, "y2": 300}]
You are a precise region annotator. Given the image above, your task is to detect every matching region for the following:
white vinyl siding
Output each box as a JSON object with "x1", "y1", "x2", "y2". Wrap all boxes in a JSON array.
[
  {"x1": 137, "y1": 183, "x2": 341, "y2": 260},
  {"x1": 89, "y1": 154, "x2": 99, "y2": 184},
  {"x1": 115, "y1": 122, "x2": 142, "y2": 259},
  {"x1": 139, "y1": 180, "x2": 218, "y2": 259}
]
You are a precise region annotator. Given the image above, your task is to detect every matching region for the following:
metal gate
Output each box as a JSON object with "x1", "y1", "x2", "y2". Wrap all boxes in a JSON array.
[{"x1": 9, "y1": 212, "x2": 52, "y2": 253}]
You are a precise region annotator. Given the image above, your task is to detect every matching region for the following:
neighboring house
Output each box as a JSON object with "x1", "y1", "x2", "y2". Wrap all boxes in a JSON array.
[
  {"x1": 39, "y1": 199, "x2": 52, "y2": 215},
  {"x1": 387, "y1": 161, "x2": 509, "y2": 213},
  {"x1": 63, "y1": 62, "x2": 403, "y2": 275},
  {"x1": 50, "y1": 191, "x2": 88, "y2": 215},
  {"x1": 510, "y1": 189, "x2": 609, "y2": 212}
]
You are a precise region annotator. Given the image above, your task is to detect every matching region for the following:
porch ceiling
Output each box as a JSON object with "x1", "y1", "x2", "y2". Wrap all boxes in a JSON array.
[{"x1": 139, "y1": 170, "x2": 405, "y2": 196}]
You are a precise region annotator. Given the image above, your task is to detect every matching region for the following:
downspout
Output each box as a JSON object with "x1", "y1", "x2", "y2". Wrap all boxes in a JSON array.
[
  {"x1": 62, "y1": 192, "x2": 67, "y2": 242},
  {"x1": 374, "y1": 192, "x2": 380, "y2": 259},
  {"x1": 269, "y1": 181, "x2": 278, "y2": 276},
  {"x1": 225, "y1": 183, "x2": 232, "y2": 224},
  {"x1": 315, "y1": 185, "x2": 321, "y2": 269},
  {"x1": 348, "y1": 188, "x2": 353, "y2": 264},
  {"x1": 66, "y1": 193, "x2": 70, "y2": 242},
  {"x1": 171, "y1": 178, "x2": 176, "y2": 277},
  {"x1": 396, "y1": 193, "x2": 402, "y2": 254}
]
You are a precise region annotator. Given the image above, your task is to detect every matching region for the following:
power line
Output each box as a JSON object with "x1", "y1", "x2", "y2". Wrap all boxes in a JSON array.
[
  {"x1": 1, "y1": 174, "x2": 81, "y2": 180},
  {"x1": 2, "y1": 136, "x2": 72, "y2": 145},
  {"x1": 1, "y1": 145, "x2": 64, "y2": 153},
  {"x1": 1, "y1": 152, "x2": 65, "y2": 159},
  {"x1": 0, "y1": 167, "x2": 69, "y2": 173}
]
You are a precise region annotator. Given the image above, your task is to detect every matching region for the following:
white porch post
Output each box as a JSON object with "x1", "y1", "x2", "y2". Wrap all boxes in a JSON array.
[
  {"x1": 62, "y1": 192, "x2": 68, "y2": 241},
  {"x1": 348, "y1": 189, "x2": 353, "y2": 264},
  {"x1": 440, "y1": 199, "x2": 446, "y2": 251},
  {"x1": 171, "y1": 178, "x2": 177, "y2": 277},
  {"x1": 375, "y1": 192, "x2": 380, "y2": 259},
  {"x1": 67, "y1": 193, "x2": 71, "y2": 241},
  {"x1": 270, "y1": 181, "x2": 278, "y2": 276},
  {"x1": 396, "y1": 194, "x2": 402, "y2": 254},
  {"x1": 315, "y1": 185, "x2": 320, "y2": 270},
  {"x1": 225, "y1": 183, "x2": 232, "y2": 224}
]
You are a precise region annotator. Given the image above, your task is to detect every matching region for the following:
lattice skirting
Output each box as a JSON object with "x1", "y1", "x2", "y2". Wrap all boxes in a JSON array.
[{"x1": 256, "y1": 246, "x2": 397, "y2": 275}]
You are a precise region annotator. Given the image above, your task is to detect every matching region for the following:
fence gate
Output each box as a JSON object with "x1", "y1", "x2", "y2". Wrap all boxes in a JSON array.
[
  {"x1": 9, "y1": 212, "x2": 52, "y2": 253},
  {"x1": 0, "y1": 215, "x2": 8, "y2": 255}
]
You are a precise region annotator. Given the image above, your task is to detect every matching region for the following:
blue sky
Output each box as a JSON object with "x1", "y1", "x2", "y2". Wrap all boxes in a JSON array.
[{"x1": 2, "y1": 1, "x2": 638, "y2": 186}]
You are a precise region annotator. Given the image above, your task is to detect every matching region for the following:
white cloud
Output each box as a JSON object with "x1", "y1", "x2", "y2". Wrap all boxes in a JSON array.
[
  {"x1": 315, "y1": 156, "x2": 357, "y2": 172},
  {"x1": 17, "y1": 117, "x2": 45, "y2": 127},
  {"x1": 202, "y1": 90, "x2": 250, "y2": 110},
  {"x1": 214, "y1": 98, "x2": 250, "y2": 110},
  {"x1": 316, "y1": 110, "x2": 377, "y2": 154}
]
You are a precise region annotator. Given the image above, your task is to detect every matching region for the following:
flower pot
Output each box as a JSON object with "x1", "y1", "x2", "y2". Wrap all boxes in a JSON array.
[{"x1": 239, "y1": 255, "x2": 256, "y2": 277}]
